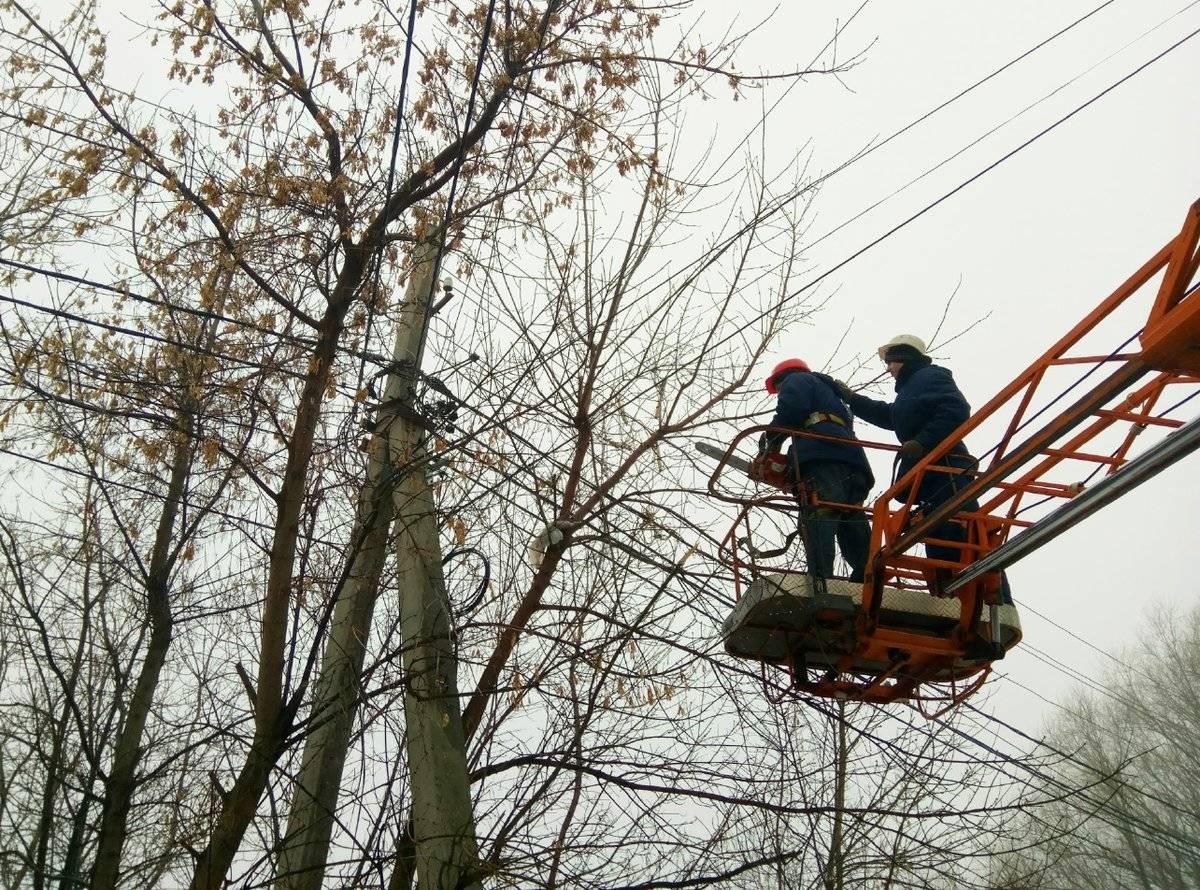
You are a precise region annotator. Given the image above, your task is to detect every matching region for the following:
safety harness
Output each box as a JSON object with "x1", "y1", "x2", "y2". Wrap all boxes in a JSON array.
[{"x1": 805, "y1": 411, "x2": 847, "y2": 428}]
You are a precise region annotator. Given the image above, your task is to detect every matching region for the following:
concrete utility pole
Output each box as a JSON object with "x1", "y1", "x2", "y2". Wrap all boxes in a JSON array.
[{"x1": 277, "y1": 242, "x2": 479, "y2": 890}]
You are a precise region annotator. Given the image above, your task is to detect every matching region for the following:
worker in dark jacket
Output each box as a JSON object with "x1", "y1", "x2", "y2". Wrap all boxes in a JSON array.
[
  {"x1": 758, "y1": 358, "x2": 874, "y2": 583},
  {"x1": 836, "y1": 335, "x2": 1011, "y2": 601}
]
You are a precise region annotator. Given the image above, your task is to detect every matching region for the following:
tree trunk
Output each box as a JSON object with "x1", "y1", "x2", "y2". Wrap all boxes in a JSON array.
[
  {"x1": 89, "y1": 425, "x2": 192, "y2": 889},
  {"x1": 190, "y1": 731, "x2": 287, "y2": 890},
  {"x1": 188, "y1": 250, "x2": 364, "y2": 890},
  {"x1": 275, "y1": 244, "x2": 438, "y2": 890},
  {"x1": 825, "y1": 702, "x2": 847, "y2": 890}
]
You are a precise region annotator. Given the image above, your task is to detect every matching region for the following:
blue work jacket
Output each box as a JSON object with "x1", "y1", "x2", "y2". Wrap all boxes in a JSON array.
[
  {"x1": 847, "y1": 362, "x2": 973, "y2": 500},
  {"x1": 766, "y1": 372, "x2": 873, "y2": 485}
]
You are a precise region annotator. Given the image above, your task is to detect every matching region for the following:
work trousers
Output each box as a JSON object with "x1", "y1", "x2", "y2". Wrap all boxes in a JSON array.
[
  {"x1": 918, "y1": 454, "x2": 1013, "y2": 604},
  {"x1": 793, "y1": 459, "x2": 872, "y2": 583}
]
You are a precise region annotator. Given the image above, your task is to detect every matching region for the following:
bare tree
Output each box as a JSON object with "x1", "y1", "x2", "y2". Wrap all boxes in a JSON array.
[
  {"x1": 0, "y1": 2, "x2": 1058, "y2": 888},
  {"x1": 0, "y1": 0, "x2": 853, "y2": 886},
  {"x1": 985, "y1": 603, "x2": 1200, "y2": 890}
]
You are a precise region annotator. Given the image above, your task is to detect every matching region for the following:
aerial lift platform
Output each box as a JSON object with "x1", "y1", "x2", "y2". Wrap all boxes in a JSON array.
[{"x1": 702, "y1": 199, "x2": 1200, "y2": 711}]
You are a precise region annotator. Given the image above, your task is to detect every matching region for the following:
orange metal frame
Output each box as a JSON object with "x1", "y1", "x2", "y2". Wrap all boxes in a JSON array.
[{"x1": 708, "y1": 199, "x2": 1200, "y2": 706}]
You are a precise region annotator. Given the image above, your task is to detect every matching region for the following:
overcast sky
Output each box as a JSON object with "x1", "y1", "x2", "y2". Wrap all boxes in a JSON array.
[{"x1": 710, "y1": 0, "x2": 1200, "y2": 732}]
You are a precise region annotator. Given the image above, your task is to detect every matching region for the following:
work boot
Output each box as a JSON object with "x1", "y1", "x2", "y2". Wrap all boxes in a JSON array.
[{"x1": 930, "y1": 568, "x2": 957, "y2": 598}]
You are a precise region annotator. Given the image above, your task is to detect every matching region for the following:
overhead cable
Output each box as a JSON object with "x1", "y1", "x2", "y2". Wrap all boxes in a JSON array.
[
  {"x1": 963, "y1": 701, "x2": 1200, "y2": 823},
  {"x1": 712, "y1": 0, "x2": 1119, "y2": 190},
  {"x1": 688, "y1": 20, "x2": 1200, "y2": 366},
  {"x1": 804, "y1": 0, "x2": 1200, "y2": 253},
  {"x1": 355, "y1": 0, "x2": 419, "y2": 397}
]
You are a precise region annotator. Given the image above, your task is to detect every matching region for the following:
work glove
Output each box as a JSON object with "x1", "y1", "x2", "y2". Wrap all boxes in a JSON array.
[
  {"x1": 832, "y1": 379, "x2": 854, "y2": 401},
  {"x1": 748, "y1": 454, "x2": 769, "y2": 481},
  {"x1": 758, "y1": 432, "x2": 785, "y2": 455},
  {"x1": 898, "y1": 440, "x2": 926, "y2": 462}
]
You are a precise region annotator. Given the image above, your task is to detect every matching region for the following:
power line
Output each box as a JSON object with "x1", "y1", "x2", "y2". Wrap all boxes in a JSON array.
[
  {"x1": 794, "y1": 691, "x2": 1193, "y2": 872},
  {"x1": 1010, "y1": 595, "x2": 1151, "y2": 680},
  {"x1": 0, "y1": 256, "x2": 343, "y2": 359},
  {"x1": 951, "y1": 705, "x2": 1200, "y2": 858},
  {"x1": 0, "y1": 445, "x2": 279, "y2": 536},
  {"x1": 0, "y1": 291, "x2": 301, "y2": 379},
  {"x1": 816, "y1": 650, "x2": 1200, "y2": 862},
  {"x1": 789, "y1": 16, "x2": 1200, "y2": 307},
  {"x1": 846, "y1": 0, "x2": 1115, "y2": 163},
  {"x1": 803, "y1": 0, "x2": 1200, "y2": 253},
  {"x1": 962, "y1": 700, "x2": 1200, "y2": 823},
  {"x1": 686, "y1": 19, "x2": 1200, "y2": 370},
  {"x1": 1018, "y1": 643, "x2": 1144, "y2": 710},
  {"x1": 710, "y1": 0, "x2": 1119, "y2": 201},
  {"x1": 891, "y1": 701, "x2": 1200, "y2": 868},
  {"x1": 355, "y1": 0, "x2": 419, "y2": 398}
]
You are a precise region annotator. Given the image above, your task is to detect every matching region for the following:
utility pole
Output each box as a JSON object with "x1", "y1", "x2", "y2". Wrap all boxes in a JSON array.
[{"x1": 277, "y1": 241, "x2": 479, "y2": 890}]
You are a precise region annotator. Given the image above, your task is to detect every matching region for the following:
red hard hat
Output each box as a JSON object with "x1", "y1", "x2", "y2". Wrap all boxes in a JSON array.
[{"x1": 765, "y1": 358, "x2": 811, "y2": 394}]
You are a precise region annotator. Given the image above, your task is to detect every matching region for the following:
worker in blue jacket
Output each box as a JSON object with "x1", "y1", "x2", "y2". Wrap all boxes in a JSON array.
[
  {"x1": 758, "y1": 358, "x2": 874, "y2": 583},
  {"x1": 836, "y1": 335, "x2": 1011, "y2": 601}
]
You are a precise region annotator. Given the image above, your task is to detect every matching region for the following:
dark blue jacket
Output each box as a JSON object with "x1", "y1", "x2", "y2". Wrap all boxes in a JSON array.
[
  {"x1": 765, "y1": 371, "x2": 873, "y2": 484},
  {"x1": 847, "y1": 362, "x2": 972, "y2": 499}
]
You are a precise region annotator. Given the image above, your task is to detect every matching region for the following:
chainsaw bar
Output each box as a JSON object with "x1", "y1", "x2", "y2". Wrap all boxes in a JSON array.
[{"x1": 695, "y1": 441, "x2": 753, "y2": 475}]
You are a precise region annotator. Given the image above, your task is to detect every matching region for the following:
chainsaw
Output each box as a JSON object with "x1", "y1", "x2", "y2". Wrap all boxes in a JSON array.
[{"x1": 695, "y1": 442, "x2": 790, "y2": 489}]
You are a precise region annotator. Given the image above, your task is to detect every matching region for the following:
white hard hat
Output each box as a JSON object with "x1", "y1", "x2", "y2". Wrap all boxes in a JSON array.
[{"x1": 877, "y1": 333, "x2": 928, "y2": 361}]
